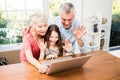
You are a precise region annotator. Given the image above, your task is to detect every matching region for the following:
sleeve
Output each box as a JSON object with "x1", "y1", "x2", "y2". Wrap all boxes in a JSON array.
[
  {"x1": 45, "y1": 48, "x2": 51, "y2": 56},
  {"x1": 74, "y1": 18, "x2": 88, "y2": 53},
  {"x1": 22, "y1": 35, "x2": 32, "y2": 50},
  {"x1": 79, "y1": 35, "x2": 88, "y2": 53}
]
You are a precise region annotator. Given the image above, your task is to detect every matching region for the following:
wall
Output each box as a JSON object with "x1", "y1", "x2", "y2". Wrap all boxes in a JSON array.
[
  {"x1": 0, "y1": 50, "x2": 20, "y2": 64},
  {"x1": 82, "y1": 0, "x2": 113, "y2": 51},
  {"x1": 72, "y1": 0, "x2": 113, "y2": 51}
]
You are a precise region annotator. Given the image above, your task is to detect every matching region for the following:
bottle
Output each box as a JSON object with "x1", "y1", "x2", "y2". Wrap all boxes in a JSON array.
[{"x1": 93, "y1": 23, "x2": 98, "y2": 32}]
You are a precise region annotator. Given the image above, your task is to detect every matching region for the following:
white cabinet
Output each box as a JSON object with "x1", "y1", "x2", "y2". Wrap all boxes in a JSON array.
[
  {"x1": 85, "y1": 16, "x2": 111, "y2": 52},
  {"x1": 100, "y1": 24, "x2": 110, "y2": 51},
  {"x1": 86, "y1": 17, "x2": 101, "y2": 52}
]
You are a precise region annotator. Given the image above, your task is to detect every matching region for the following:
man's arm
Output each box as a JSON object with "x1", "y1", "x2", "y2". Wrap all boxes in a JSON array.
[{"x1": 76, "y1": 38, "x2": 84, "y2": 47}]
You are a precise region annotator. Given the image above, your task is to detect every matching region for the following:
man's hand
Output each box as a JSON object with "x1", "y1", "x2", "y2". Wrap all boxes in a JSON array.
[
  {"x1": 72, "y1": 25, "x2": 86, "y2": 40},
  {"x1": 72, "y1": 25, "x2": 86, "y2": 47}
]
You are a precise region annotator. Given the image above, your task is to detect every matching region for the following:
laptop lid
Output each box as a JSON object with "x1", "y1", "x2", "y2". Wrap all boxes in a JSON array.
[{"x1": 46, "y1": 55, "x2": 91, "y2": 74}]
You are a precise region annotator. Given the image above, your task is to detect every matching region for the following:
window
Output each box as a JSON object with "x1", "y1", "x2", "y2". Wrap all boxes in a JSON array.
[
  {"x1": 49, "y1": 0, "x2": 72, "y2": 18},
  {"x1": 0, "y1": 0, "x2": 45, "y2": 44},
  {"x1": 110, "y1": 0, "x2": 120, "y2": 48},
  {"x1": 0, "y1": 0, "x2": 46, "y2": 52},
  {"x1": 0, "y1": 0, "x2": 75, "y2": 52}
]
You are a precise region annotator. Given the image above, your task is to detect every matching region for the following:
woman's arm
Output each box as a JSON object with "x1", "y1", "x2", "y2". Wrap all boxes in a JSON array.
[{"x1": 25, "y1": 50, "x2": 47, "y2": 73}]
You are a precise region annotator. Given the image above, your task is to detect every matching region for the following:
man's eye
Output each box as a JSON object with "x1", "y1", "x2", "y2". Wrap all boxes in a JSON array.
[
  {"x1": 68, "y1": 19, "x2": 71, "y2": 21},
  {"x1": 63, "y1": 19, "x2": 66, "y2": 21}
]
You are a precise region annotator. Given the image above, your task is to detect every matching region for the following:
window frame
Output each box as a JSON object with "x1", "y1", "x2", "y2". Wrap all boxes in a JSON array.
[{"x1": 0, "y1": 0, "x2": 49, "y2": 52}]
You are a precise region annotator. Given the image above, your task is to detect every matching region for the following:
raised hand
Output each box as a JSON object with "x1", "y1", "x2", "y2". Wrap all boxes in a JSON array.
[
  {"x1": 72, "y1": 25, "x2": 86, "y2": 40},
  {"x1": 38, "y1": 39, "x2": 47, "y2": 52},
  {"x1": 63, "y1": 38, "x2": 72, "y2": 52},
  {"x1": 38, "y1": 39, "x2": 47, "y2": 59}
]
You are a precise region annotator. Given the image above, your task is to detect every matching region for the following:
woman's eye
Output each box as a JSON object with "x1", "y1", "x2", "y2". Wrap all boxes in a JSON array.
[{"x1": 38, "y1": 26, "x2": 42, "y2": 28}]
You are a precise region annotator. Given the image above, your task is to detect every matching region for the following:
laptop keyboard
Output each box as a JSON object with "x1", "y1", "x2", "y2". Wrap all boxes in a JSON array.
[{"x1": 40, "y1": 56, "x2": 73, "y2": 67}]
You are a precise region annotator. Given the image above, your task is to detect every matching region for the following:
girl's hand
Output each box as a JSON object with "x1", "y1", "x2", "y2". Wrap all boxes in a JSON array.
[
  {"x1": 63, "y1": 38, "x2": 72, "y2": 52},
  {"x1": 46, "y1": 54, "x2": 57, "y2": 60}
]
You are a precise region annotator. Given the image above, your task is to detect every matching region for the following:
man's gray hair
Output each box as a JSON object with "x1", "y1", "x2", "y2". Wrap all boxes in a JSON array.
[
  {"x1": 59, "y1": 2, "x2": 75, "y2": 15},
  {"x1": 28, "y1": 12, "x2": 47, "y2": 27}
]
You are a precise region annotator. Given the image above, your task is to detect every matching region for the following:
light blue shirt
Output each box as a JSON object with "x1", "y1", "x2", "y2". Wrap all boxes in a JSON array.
[{"x1": 49, "y1": 16, "x2": 87, "y2": 54}]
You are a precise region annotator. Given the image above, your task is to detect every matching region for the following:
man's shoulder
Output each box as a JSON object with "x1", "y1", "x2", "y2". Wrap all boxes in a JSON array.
[
  {"x1": 72, "y1": 18, "x2": 81, "y2": 28},
  {"x1": 73, "y1": 18, "x2": 80, "y2": 24},
  {"x1": 51, "y1": 16, "x2": 60, "y2": 21},
  {"x1": 48, "y1": 16, "x2": 61, "y2": 26}
]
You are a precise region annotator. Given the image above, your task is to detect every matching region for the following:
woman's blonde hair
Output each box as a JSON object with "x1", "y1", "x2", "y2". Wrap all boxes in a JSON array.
[{"x1": 28, "y1": 12, "x2": 48, "y2": 27}]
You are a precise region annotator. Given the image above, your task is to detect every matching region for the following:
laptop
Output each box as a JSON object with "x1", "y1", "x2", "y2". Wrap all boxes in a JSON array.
[{"x1": 40, "y1": 55, "x2": 91, "y2": 74}]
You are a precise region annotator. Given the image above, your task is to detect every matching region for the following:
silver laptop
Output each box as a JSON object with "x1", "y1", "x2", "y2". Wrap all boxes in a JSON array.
[{"x1": 40, "y1": 55, "x2": 91, "y2": 74}]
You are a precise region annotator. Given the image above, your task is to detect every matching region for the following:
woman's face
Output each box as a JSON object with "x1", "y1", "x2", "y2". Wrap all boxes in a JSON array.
[
  {"x1": 49, "y1": 31, "x2": 59, "y2": 45},
  {"x1": 34, "y1": 22, "x2": 48, "y2": 36}
]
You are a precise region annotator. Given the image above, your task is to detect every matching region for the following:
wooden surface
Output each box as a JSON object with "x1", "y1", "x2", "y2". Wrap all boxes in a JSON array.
[{"x1": 0, "y1": 50, "x2": 120, "y2": 80}]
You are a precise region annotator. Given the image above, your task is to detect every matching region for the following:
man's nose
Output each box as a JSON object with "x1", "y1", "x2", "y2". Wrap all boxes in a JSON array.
[{"x1": 65, "y1": 20, "x2": 69, "y2": 25}]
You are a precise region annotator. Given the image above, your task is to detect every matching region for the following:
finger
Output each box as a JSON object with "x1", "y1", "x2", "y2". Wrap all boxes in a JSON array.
[
  {"x1": 26, "y1": 26, "x2": 31, "y2": 32},
  {"x1": 63, "y1": 46, "x2": 65, "y2": 49},
  {"x1": 83, "y1": 31, "x2": 87, "y2": 35},
  {"x1": 65, "y1": 38, "x2": 71, "y2": 45},
  {"x1": 78, "y1": 25, "x2": 81, "y2": 30},
  {"x1": 72, "y1": 27, "x2": 75, "y2": 33},
  {"x1": 81, "y1": 25, "x2": 86, "y2": 31},
  {"x1": 44, "y1": 42, "x2": 47, "y2": 48},
  {"x1": 39, "y1": 65, "x2": 47, "y2": 73}
]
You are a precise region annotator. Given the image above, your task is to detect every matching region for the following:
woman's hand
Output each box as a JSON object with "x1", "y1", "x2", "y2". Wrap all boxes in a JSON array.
[
  {"x1": 38, "y1": 64, "x2": 48, "y2": 73},
  {"x1": 38, "y1": 40, "x2": 47, "y2": 59},
  {"x1": 38, "y1": 41, "x2": 47, "y2": 53},
  {"x1": 22, "y1": 26, "x2": 31, "y2": 37},
  {"x1": 46, "y1": 54, "x2": 57, "y2": 60}
]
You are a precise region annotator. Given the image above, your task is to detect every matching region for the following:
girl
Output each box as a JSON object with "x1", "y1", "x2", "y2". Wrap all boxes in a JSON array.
[{"x1": 44, "y1": 24, "x2": 73, "y2": 59}]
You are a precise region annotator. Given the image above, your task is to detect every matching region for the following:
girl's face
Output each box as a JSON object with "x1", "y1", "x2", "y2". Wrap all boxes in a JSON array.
[
  {"x1": 49, "y1": 31, "x2": 59, "y2": 45},
  {"x1": 34, "y1": 22, "x2": 48, "y2": 36}
]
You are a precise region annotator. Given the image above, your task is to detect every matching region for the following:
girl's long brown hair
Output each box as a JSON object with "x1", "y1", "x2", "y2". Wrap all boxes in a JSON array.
[{"x1": 45, "y1": 24, "x2": 63, "y2": 56}]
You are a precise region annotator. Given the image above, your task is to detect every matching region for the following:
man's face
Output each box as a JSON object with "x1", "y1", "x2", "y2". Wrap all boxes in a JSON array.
[{"x1": 60, "y1": 12, "x2": 74, "y2": 29}]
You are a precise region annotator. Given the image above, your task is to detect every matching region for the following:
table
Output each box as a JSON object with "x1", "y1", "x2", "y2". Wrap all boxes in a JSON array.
[{"x1": 0, "y1": 50, "x2": 120, "y2": 80}]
